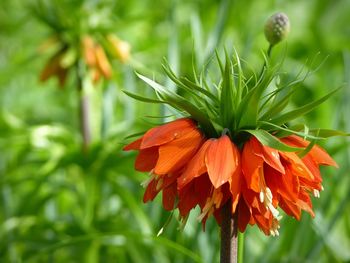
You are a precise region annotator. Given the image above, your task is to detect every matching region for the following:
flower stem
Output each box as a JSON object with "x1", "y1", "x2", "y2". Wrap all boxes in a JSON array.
[
  {"x1": 220, "y1": 201, "x2": 238, "y2": 263},
  {"x1": 237, "y1": 232, "x2": 244, "y2": 263}
]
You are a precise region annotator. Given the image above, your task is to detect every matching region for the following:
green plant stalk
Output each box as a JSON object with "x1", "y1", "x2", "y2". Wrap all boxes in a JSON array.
[
  {"x1": 76, "y1": 61, "x2": 91, "y2": 152},
  {"x1": 76, "y1": 61, "x2": 100, "y2": 261},
  {"x1": 220, "y1": 200, "x2": 238, "y2": 263},
  {"x1": 258, "y1": 44, "x2": 273, "y2": 80},
  {"x1": 237, "y1": 232, "x2": 244, "y2": 263}
]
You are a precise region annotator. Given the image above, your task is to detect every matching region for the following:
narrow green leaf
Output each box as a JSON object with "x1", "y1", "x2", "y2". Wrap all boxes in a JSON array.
[
  {"x1": 309, "y1": 129, "x2": 350, "y2": 137},
  {"x1": 220, "y1": 49, "x2": 235, "y2": 128},
  {"x1": 236, "y1": 67, "x2": 275, "y2": 129},
  {"x1": 258, "y1": 121, "x2": 324, "y2": 140},
  {"x1": 137, "y1": 73, "x2": 218, "y2": 137},
  {"x1": 233, "y1": 48, "x2": 244, "y2": 103},
  {"x1": 123, "y1": 131, "x2": 147, "y2": 140},
  {"x1": 137, "y1": 73, "x2": 174, "y2": 97},
  {"x1": 245, "y1": 129, "x2": 304, "y2": 152},
  {"x1": 162, "y1": 63, "x2": 199, "y2": 97},
  {"x1": 260, "y1": 90, "x2": 293, "y2": 120},
  {"x1": 180, "y1": 77, "x2": 219, "y2": 102},
  {"x1": 215, "y1": 49, "x2": 224, "y2": 75},
  {"x1": 269, "y1": 87, "x2": 341, "y2": 125},
  {"x1": 298, "y1": 135, "x2": 317, "y2": 158},
  {"x1": 122, "y1": 90, "x2": 165, "y2": 104}
]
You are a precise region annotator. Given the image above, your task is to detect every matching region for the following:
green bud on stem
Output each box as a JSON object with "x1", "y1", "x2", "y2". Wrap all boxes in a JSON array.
[{"x1": 264, "y1": 12, "x2": 290, "y2": 46}]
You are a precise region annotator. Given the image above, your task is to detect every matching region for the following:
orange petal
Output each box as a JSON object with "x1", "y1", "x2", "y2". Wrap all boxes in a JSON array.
[
  {"x1": 242, "y1": 139, "x2": 264, "y2": 192},
  {"x1": 281, "y1": 135, "x2": 308, "y2": 147},
  {"x1": 141, "y1": 118, "x2": 198, "y2": 149},
  {"x1": 230, "y1": 160, "x2": 242, "y2": 212},
  {"x1": 303, "y1": 155, "x2": 322, "y2": 184},
  {"x1": 95, "y1": 45, "x2": 112, "y2": 78},
  {"x1": 82, "y1": 36, "x2": 96, "y2": 66},
  {"x1": 178, "y1": 182, "x2": 199, "y2": 216},
  {"x1": 252, "y1": 209, "x2": 271, "y2": 236},
  {"x1": 177, "y1": 140, "x2": 211, "y2": 189},
  {"x1": 282, "y1": 135, "x2": 338, "y2": 168},
  {"x1": 205, "y1": 135, "x2": 239, "y2": 188},
  {"x1": 278, "y1": 166, "x2": 300, "y2": 202},
  {"x1": 162, "y1": 183, "x2": 177, "y2": 211},
  {"x1": 279, "y1": 198, "x2": 301, "y2": 220},
  {"x1": 241, "y1": 180, "x2": 262, "y2": 210},
  {"x1": 154, "y1": 128, "x2": 203, "y2": 174},
  {"x1": 237, "y1": 198, "x2": 252, "y2": 233},
  {"x1": 296, "y1": 191, "x2": 315, "y2": 217},
  {"x1": 309, "y1": 144, "x2": 338, "y2": 167},
  {"x1": 194, "y1": 175, "x2": 213, "y2": 207},
  {"x1": 123, "y1": 137, "x2": 142, "y2": 151},
  {"x1": 143, "y1": 179, "x2": 159, "y2": 203},
  {"x1": 279, "y1": 151, "x2": 314, "y2": 180},
  {"x1": 135, "y1": 147, "x2": 158, "y2": 172},
  {"x1": 251, "y1": 137, "x2": 285, "y2": 174}
]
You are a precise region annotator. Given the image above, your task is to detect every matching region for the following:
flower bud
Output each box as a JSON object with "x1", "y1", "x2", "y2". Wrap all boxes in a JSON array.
[
  {"x1": 82, "y1": 36, "x2": 96, "y2": 66},
  {"x1": 107, "y1": 34, "x2": 131, "y2": 63},
  {"x1": 95, "y1": 45, "x2": 112, "y2": 78},
  {"x1": 264, "y1": 12, "x2": 290, "y2": 46}
]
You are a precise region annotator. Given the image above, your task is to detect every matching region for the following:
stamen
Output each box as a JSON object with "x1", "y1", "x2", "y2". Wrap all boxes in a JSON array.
[
  {"x1": 270, "y1": 218, "x2": 281, "y2": 237},
  {"x1": 261, "y1": 187, "x2": 280, "y2": 219},
  {"x1": 313, "y1": 189, "x2": 320, "y2": 198},
  {"x1": 197, "y1": 189, "x2": 223, "y2": 221},
  {"x1": 156, "y1": 178, "x2": 164, "y2": 191},
  {"x1": 197, "y1": 197, "x2": 213, "y2": 221},
  {"x1": 141, "y1": 173, "x2": 156, "y2": 188},
  {"x1": 267, "y1": 203, "x2": 280, "y2": 219},
  {"x1": 265, "y1": 187, "x2": 273, "y2": 202},
  {"x1": 259, "y1": 191, "x2": 264, "y2": 203}
]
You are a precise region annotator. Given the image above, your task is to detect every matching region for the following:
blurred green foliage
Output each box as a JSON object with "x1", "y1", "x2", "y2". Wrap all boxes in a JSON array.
[{"x1": 0, "y1": 0, "x2": 349, "y2": 262}]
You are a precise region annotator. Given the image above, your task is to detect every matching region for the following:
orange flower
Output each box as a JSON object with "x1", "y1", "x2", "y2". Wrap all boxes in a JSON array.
[
  {"x1": 240, "y1": 135, "x2": 338, "y2": 235},
  {"x1": 177, "y1": 135, "x2": 242, "y2": 225},
  {"x1": 125, "y1": 118, "x2": 338, "y2": 236},
  {"x1": 123, "y1": 118, "x2": 204, "y2": 209},
  {"x1": 81, "y1": 36, "x2": 113, "y2": 82},
  {"x1": 122, "y1": 42, "x2": 342, "y2": 239}
]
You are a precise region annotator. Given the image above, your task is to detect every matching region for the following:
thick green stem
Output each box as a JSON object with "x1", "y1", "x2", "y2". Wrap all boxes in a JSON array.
[
  {"x1": 237, "y1": 232, "x2": 244, "y2": 263},
  {"x1": 267, "y1": 44, "x2": 273, "y2": 58},
  {"x1": 258, "y1": 44, "x2": 274, "y2": 80},
  {"x1": 220, "y1": 201, "x2": 238, "y2": 263}
]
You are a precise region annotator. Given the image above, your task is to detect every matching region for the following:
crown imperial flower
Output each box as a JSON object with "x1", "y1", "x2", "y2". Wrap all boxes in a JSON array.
[
  {"x1": 34, "y1": 2, "x2": 131, "y2": 88},
  {"x1": 264, "y1": 12, "x2": 290, "y2": 46},
  {"x1": 122, "y1": 17, "x2": 343, "y2": 238}
]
